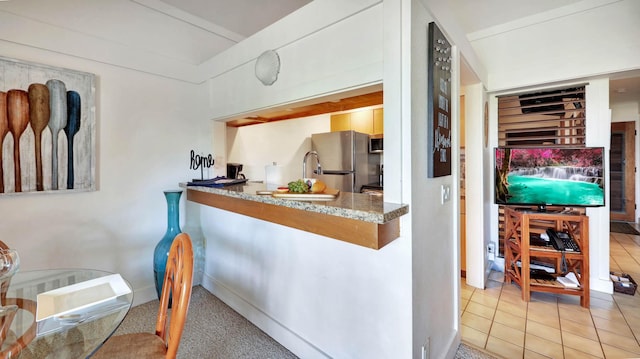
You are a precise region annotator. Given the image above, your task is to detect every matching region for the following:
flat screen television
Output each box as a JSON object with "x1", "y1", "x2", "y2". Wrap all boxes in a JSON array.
[{"x1": 494, "y1": 147, "x2": 605, "y2": 210}]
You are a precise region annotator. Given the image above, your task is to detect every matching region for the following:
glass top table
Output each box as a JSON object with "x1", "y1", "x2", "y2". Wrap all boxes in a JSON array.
[{"x1": 0, "y1": 269, "x2": 134, "y2": 359}]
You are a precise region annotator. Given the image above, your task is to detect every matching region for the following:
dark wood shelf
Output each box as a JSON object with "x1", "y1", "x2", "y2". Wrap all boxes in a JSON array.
[{"x1": 503, "y1": 207, "x2": 590, "y2": 308}]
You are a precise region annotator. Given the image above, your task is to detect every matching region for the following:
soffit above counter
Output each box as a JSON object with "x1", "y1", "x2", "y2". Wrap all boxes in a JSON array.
[{"x1": 225, "y1": 90, "x2": 383, "y2": 127}]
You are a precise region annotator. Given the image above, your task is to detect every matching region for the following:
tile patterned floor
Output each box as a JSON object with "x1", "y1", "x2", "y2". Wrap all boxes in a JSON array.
[{"x1": 461, "y1": 231, "x2": 640, "y2": 359}]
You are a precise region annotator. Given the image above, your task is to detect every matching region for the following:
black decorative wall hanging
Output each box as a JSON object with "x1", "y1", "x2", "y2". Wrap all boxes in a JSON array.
[{"x1": 427, "y1": 22, "x2": 452, "y2": 178}]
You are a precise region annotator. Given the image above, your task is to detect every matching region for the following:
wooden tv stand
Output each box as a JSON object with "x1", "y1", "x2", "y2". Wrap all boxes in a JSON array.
[{"x1": 503, "y1": 207, "x2": 590, "y2": 308}]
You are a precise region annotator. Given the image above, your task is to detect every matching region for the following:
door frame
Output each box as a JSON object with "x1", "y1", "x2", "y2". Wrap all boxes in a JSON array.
[{"x1": 610, "y1": 121, "x2": 635, "y2": 222}]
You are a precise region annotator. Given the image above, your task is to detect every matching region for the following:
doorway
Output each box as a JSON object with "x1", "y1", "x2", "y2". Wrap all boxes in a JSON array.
[{"x1": 610, "y1": 121, "x2": 635, "y2": 222}]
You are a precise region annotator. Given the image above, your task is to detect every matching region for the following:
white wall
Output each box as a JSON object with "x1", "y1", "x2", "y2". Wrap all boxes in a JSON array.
[
  {"x1": 201, "y1": 208, "x2": 412, "y2": 358},
  {"x1": 203, "y1": 0, "x2": 384, "y2": 121},
  {"x1": 471, "y1": 0, "x2": 640, "y2": 92},
  {"x1": 611, "y1": 99, "x2": 640, "y2": 123},
  {"x1": 0, "y1": 40, "x2": 210, "y2": 305},
  {"x1": 225, "y1": 115, "x2": 330, "y2": 183},
  {"x1": 422, "y1": 0, "x2": 487, "y2": 86},
  {"x1": 199, "y1": 1, "x2": 416, "y2": 358},
  {"x1": 463, "y1": 83, "x2": 490, "y2": 288},
  {"x1": 0, "y1": 1, "x2": 204, "y2": 83},
  {"x1": 409, "y1": 1, "x2": 462, "y2": 358},
  {"x1": 586, "y1": 78, "x2": 613, "y2": 293}
]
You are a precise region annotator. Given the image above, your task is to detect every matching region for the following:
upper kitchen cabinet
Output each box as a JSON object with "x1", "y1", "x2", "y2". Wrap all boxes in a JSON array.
[
  {"x1": 330, "y1": 113, "x2": 351, "y2": 132},
  {"x1": 373, "y1": 108, "x2": 383, "y2": 135},
  {"x1": 330, "y1": 107, "x2": 383, "y2": 135},
  {"x1": 351, "y1": 109, "x2": 373, "y2": 134}
]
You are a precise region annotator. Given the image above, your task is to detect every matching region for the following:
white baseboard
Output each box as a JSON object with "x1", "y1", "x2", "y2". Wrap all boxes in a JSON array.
[
  {"x1": 201, "y1": 273, "x2": 330, "y2": 359},
  {"x1": 444, "y1": 330, "x2": 461, "y2": 359},
  {"x1": 591, "y1": 276, "x2": 614, "y2": 294}
]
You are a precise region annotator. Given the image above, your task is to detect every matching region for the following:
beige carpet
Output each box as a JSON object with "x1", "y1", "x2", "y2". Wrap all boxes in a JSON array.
[{"x1": 113, "y1": 286, "x2": 496, "y2": 358}]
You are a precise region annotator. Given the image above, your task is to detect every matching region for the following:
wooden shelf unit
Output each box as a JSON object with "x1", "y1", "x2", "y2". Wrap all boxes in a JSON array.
[{"x1": 503, "y1": 207, "x2": 590, "y2": 308}]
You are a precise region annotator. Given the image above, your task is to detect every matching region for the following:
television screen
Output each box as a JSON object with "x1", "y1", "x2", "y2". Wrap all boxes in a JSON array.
[{"x1": 494, "y1": 147, "x2": 605, "y2": 208}]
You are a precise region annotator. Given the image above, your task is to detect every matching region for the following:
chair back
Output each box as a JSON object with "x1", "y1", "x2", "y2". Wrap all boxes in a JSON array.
[
  {"x1": 0, "y1": 241, "x2": 11, "y2": 303},
  {"x1": 156, "y1": 233, "x2": 194, "y2": 359}
]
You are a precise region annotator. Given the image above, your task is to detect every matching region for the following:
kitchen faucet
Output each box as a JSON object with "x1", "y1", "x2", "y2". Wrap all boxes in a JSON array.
[{"x1": 303, "y1": 151, "x2": 322, "y2": 178}]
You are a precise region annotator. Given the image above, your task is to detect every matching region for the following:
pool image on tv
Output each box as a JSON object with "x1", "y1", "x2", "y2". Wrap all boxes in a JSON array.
[{"x1": 494, "y1": 147, "x2": 605, "y2": 207}]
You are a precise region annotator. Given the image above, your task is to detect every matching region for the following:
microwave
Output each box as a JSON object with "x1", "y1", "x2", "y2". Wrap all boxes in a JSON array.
[{"x1": 369, "y1": 134, "x2": 383, "y2": 153}]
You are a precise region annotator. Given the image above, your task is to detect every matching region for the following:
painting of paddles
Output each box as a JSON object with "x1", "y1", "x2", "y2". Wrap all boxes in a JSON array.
[{"x1": 0, "y1": 57, "x2": 95, "y2": 194}]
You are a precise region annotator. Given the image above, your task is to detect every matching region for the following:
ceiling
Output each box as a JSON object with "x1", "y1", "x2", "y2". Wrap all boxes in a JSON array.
[
  {"x1": 1, "y1": 0, "x2": 637, "y2": 125},
  {"x1": 0, "y1": 0, "x2": 313, "y2": 66},
  {"x1": 159, "y1": 0, "x2": 312, "y2": 39},
  {"x1": 609, "y1": 71, "x2": 640, "y2": 104},
  {"x1": 446, "y1": 0, "x2": 584, "y2": 35}
]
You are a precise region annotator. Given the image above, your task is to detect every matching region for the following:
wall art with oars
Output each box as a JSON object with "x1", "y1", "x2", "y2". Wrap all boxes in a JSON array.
[{"x1": 0, "y1": 57, "x2": 95, "y2": 195}]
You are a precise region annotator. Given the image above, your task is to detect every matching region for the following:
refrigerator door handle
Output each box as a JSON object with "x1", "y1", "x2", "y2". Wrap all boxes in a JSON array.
[{"x1": 317, "y1": 170, "x2": 353, "y2": 175}]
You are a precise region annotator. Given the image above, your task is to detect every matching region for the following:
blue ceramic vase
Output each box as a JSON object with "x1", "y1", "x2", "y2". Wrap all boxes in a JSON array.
[{"x1": 153, "y1": 189, "x2": 182, "y2": 300}]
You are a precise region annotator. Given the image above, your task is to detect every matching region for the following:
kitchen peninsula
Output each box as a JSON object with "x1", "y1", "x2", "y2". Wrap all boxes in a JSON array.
[{"x1": 182, "y1": 182, "x2": 409, "y2": 250}]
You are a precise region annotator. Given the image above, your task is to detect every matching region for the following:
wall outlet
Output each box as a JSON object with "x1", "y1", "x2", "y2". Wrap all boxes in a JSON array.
[
  {"x1": 487, "y1": 242, "x2": 496, "y2": 261},
  {"x1": 441, "y1": 185, "x2": 450, "y2": 204}
]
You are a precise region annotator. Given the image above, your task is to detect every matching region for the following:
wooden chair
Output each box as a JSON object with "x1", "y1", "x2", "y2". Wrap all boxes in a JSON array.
[
  {"x1": 0, "y1": 298, "x2": 37, "y2": 359},
  {"x1": 0, "y1": 241, "x2": 37, "y2": 358},
  {"x1": 92, "y1": 233, "x2": 194, "y2": 359},
  {"x1": 0, "y1": 241, "x2": 9, "y2": 303}
]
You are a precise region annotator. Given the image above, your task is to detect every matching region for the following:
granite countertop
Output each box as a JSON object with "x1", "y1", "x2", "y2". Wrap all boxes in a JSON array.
[{"x1": 180, "y1": 182, "x2": 409, "y2": 224}]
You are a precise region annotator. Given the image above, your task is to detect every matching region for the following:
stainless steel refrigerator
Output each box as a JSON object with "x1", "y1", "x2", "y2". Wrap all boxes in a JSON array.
[{"x1": 310, "y1": 130, "x2": 374, "y2": 193}]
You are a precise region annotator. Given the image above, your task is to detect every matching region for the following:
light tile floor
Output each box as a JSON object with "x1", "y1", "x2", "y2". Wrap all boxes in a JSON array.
[{"x1": 461, "y1": 231, "x2": 640, "y2": 359}]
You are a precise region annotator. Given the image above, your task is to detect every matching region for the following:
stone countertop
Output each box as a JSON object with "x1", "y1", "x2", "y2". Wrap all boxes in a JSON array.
[{"x1": 180, "y1": 182, "x2": 408, "y2": 224}]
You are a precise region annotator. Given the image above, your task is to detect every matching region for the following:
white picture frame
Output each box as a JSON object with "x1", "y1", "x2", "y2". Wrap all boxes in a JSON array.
[{"x1": 0, "y1": 56, "x2": 96, "y2": 195}]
